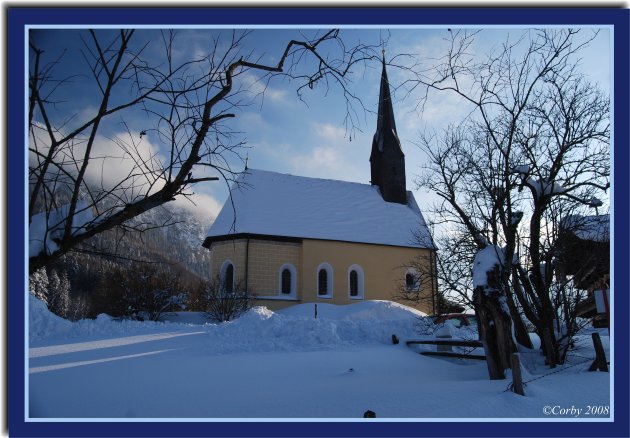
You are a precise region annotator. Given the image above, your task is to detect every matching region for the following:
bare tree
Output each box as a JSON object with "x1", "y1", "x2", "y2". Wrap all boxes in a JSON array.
[
  {"x1": 119, "y1": 263, "x2": 189, "y2": 321},
  {"x1": 203, "y1": 277, "x2": 253, "y2": 323},
  {"x1": 396, "y1": 224, "x2": 479, "y2": 317},
  {"x1": 393, "y1": 244, "x2": 466, "y2": 316},
  {"x1": 29, "y1": 29, "x2": 377, "y2": 274},
  {"x1": 409, "y1": 29, "x2": 609, "y2": 378}
]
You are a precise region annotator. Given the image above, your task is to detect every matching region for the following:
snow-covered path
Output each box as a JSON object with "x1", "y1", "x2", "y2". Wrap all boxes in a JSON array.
[{"x1": 27, "y1": 297, "x2": 611, "y2": 419}]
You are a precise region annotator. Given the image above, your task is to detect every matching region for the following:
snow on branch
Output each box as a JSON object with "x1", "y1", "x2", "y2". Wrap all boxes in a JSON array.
[
  {"x1": 472, "y1": 245, "x2": 505, "y2": 290},
  {"x1": 525, "y1": 177, "x2": 566, "y2": 199}
]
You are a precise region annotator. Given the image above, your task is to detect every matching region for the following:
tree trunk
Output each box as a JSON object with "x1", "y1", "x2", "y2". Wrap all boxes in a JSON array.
[
  {"x1": 474, "y1": 264, "x2": 517, "y2": 380},
  {"x1": 541, "y1": 324, "x2": 558, "y2": 368},
  {"x1": 504, "y1": 287, "x2": 534, "y2": 349}
]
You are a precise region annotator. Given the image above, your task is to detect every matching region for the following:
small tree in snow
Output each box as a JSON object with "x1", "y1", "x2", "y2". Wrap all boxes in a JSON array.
[
  {"x1": 203, "y1": 277, "x2": 254, "y2": 323},
  {"x1": 120, "y1": 264, "x2": 189, "y2": 321},
  {"x1": 398, "y1": 229, "x2": 474, "y2": 316}
]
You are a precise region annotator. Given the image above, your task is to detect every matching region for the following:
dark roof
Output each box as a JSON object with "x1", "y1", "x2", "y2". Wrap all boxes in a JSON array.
[
  {"x1": 561, "y1": 214, "x2": 609, "y2": 243},
  {"x1": 371, "y1": 57, "x2": 403, "y2": 157},
  {"x1": 557, "y1": 214, "x2": 609, "y2": 289}
]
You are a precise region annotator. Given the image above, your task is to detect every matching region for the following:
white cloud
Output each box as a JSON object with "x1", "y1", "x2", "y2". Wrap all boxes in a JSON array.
[
  {"x1": 172, "y1": 192, "x2": 223, "y2": 223},
  {"x1": 29, "y1": 123, "x2": 228, "y2": 228},
  {"x1": 306, "y1": 145, "x2": 341, "y2": 167},
  {"x1": 237, "y1": 71, "x2": 288, "y2": 105},
  {"x1": 89, "y1": 132, "x2": 166, "y2": 192},
  {"x1": 29, "y1": 125, "x2": 167, "y2": 202},
  {"x1": 313, "y1": 122, "x2": 347, "y2": 143},
  {"x1": 286, "y1": 122, "x2": 369, "y2": 183},
  {"x1": 264, "y1": 87, "x2": 288, "y2": 103}
]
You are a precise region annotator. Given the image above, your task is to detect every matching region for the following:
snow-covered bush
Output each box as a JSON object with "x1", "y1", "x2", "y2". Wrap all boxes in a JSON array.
[
  {"x1": 126, "y1": 290, "x2": 189, "y2": 322},
  {"x1": 414, "y1": 316, "x2": 436, "y2": 336},
  {"x1": 203, "y1": 278, "x2": 255, "y2": 323},
  {"x1": 119, "y1": 264, "x2": 190, "y2": 321}
]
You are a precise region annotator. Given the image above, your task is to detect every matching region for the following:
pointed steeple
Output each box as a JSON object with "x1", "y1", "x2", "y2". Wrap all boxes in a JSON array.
[{"x1": 370, "y1": 53, "x2": 407, "y2": 204}]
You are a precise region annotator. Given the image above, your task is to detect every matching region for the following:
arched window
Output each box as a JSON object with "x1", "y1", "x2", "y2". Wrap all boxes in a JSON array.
[
  {"x1": 281, "y1": 269, "x2": 292, "y2": 294},
  {"x1": 348, "y1": 264, "x2": 365, "y2": 299},
  {"x1": 220, "y1": 260, "x2": 235, "y2": 293},
  {"x1": 405, "y1": 268, "x2": 420, "y2": 292},
  {"x1": 350, "y1": 271, "x2": 358, "y2": 296},
  {"x1": 278, "y1": 263, "x2": 297, "y2": 297},
  {"x1": 316, "y1": 263, "x2": 333, "y2": 298},
  {"x1": 225, "y1": 265, "x2": 234, "y2": 293},
  {"x1": 318, "y1": 269, "x2": 328, "y2": 295}
]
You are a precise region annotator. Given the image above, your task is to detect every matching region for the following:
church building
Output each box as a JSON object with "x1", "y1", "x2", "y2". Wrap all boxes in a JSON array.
[{"x1": 202, "y1": 59, "x2": 437, "y2": 314}]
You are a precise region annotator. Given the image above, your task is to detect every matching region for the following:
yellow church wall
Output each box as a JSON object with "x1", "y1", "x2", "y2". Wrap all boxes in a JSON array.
[
  {"x1": 208, "y1": 237, "x2": 436, "y2": 314},
  {"x1": 209, "y1": 239, "x2": 247, "y2": 286},
  {"x1": 209, "y1": 238, "x2": 301, "y2": 297},
  {"x1": 301, "y1": 239, "x2": 435, "y2": 314},
  {"x1": 246, "y1": 240, "x2": 302, "y2": 295}
]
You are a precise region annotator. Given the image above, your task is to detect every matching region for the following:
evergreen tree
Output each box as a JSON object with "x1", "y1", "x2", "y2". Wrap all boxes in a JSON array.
[
  {"x1": 29, "y1": 268, "x2": 49, "y2": 303},
  {"x1": 48, "y1": 269, "x2": 71, "y2": 318}
]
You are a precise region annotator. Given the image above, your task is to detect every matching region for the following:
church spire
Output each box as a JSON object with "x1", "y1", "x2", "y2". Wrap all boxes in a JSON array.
[{"x1": 370, "y1": 53, "x2": 407, "y2": 204}]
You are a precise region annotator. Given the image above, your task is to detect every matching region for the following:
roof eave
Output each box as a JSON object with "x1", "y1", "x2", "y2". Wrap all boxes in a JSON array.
[{"x1": 202, "y1": 232, "x2": 433, "y2": 250}]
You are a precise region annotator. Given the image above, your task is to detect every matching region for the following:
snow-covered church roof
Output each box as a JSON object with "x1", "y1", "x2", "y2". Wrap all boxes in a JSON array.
[{"x1": 204, "y1": 169, "x2": 434, "y2": 249}]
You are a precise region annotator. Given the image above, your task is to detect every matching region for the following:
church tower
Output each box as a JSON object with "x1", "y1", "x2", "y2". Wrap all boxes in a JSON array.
[{"x1": 370, "y1": 55, "x2": 407, "y2": 204}]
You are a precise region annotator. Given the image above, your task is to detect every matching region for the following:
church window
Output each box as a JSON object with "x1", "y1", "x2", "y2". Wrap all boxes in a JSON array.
[
  {"x1": 281, "y1": 269, "x2": 292, "y2": 294},
  {"x1": 220, "y1": 260, "x2": 235, "y2": 293},
  {"x1": 224, "y1": 264, "x2": 234, "y2": 293},
  {"x1": 316, "y1": 263, "x2": 333, "y2": 298},
  {"x1": 348, "y1": 264, "x2": 365, "y2": 299},
  {"x1": 278, "y1": 263, "x2": 297, "y2": 297},
  {"x1": 405, "y1": 273, "x2": 414, "y2": 289},
  {"x1": 318, "y1": 269, "x2": 328, "y2": 295},
  {"x1": 350, "y1": 271, "x2": 358, "y2": 296},
  {"x1": 405, "y1": 268, "x2": 420, "y2": 292}
]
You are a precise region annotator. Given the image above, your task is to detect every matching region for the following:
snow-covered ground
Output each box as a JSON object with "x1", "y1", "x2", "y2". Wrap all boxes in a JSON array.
[{"x1": 28, "y1": 296, "x2": 611, "y2": 419}]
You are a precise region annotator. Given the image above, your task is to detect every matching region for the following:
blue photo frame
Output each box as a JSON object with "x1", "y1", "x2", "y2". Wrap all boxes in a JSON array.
[{"x1": 8, "y1": 6, "x2": 629, "y2": 437}]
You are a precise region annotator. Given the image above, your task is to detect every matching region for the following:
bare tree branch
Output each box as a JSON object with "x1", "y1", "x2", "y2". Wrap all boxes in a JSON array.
[{"x1": 28, "y1": 29, "x2": 378, "y2": 274}]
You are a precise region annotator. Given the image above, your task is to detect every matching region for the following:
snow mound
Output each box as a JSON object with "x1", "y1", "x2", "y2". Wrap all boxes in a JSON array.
[
  {"x1": 29, "y1": 297, "x2": 426, "y2": 354},
  {"x1": 277, "y1": 300, "x2": 426, "y2": 320},
  {"x1": 207, "y1": 310, "x2": 347, "y2": 354},
  {"x1": 203, "y1": 301, "x2": 425, "y2": 354},
  {"x1": 28, "y1": 294, "x2": 205, "y2": 343},
  {"x1": 29, "y1": 294, "x2": 72, "y2": 342}
]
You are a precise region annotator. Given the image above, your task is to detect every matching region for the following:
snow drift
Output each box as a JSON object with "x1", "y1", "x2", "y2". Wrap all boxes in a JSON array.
[
  {"x1": 28, "y1": 295, "x2": 610, "y2": 419},
  {"x1": 29, "y1": 296, "x2": 428, "y2": 353}
]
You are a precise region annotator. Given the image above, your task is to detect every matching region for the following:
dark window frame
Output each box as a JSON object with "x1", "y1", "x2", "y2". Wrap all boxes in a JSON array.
[
  {"x1": 318, "y1": 269, "x2": 328, "y2": 295},
  {"x1": 224, "y1": 263, "x2": 234, "y2": 293},
  {"x1": 281, "y1": 268, "x2": 292, "y2": 294},
  {"x1": 405, "y1": 270, "x2": 420, "y2": 292},
  {"x1": 349, "y1": 270, "x2": 359, "y2": 296}
]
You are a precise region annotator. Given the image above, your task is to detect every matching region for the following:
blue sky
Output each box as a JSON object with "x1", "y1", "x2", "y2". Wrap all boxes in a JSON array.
[{"x1": 29, "y1": 27, "x2": 611, "y2": 224}]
